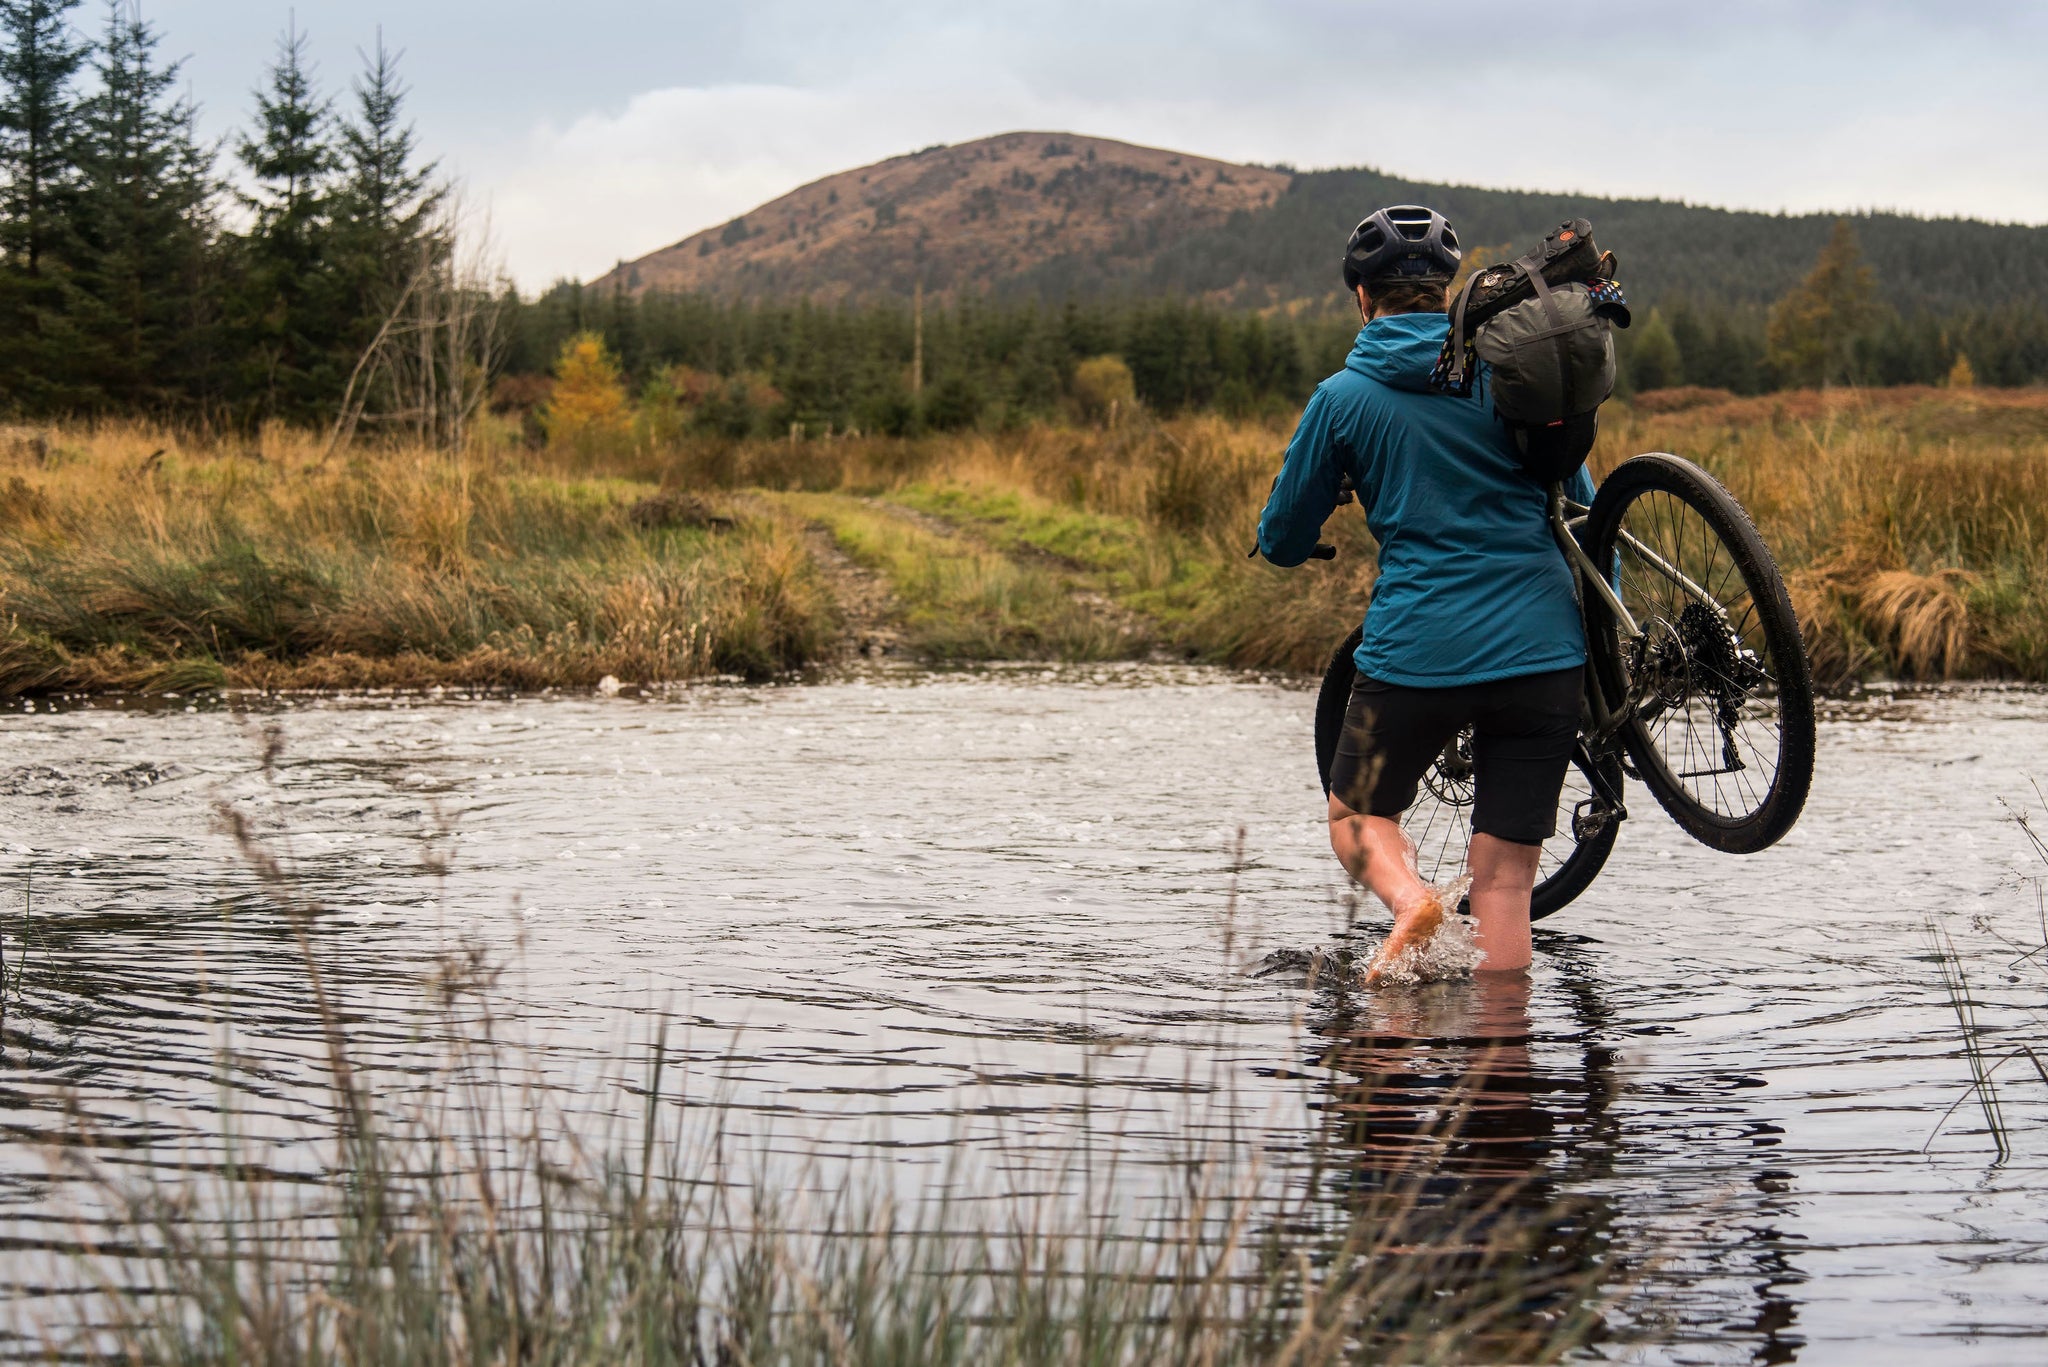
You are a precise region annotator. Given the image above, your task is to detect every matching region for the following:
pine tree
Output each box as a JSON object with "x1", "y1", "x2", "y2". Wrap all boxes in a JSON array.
[
  {"x1": 0, "y1": 0, "x2": 89, "y2": 411},
  {"x1": 0, "y1": 0, "x2": 84, "y2": 275},
  {"x1": 334, "y1": 32, "x2": 435, "y2": 246},
  {"x1": 330, "y1": 31, "x2": 439, "y2": 322},
  {"x1": 322, "y1": 32, "x2": 449, "y2": 431},
  {"x1": 1766, "y1": 219, "x2": 1880, "y2": 389},
  {"x1": 71, "y1": 0, "x2": 215, "y2": 410},
  {"x1": 1626, "y1": 309, "x2": 1684, "y2": 392},
  {"x1": 229, "y1": 19, "x2": 338, "y2": 421}
]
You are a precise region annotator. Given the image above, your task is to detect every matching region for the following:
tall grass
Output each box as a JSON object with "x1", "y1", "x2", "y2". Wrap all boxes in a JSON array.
[
  {"x1": 1926, "y1": 786, "x2": 2048, "y2": 1161},
  {"x1": 9, "y1": 385, "x2": 2045, "y2": 691},
  {"x1": 0, "y1": 424, "x2": 832, "y2": 694},
  {"x1": 1604, "y1": 386, "x2": 2048, "y2": 685},
  {"x1": 617, "y1": 387, "x2": 2048, "y2": 682}
]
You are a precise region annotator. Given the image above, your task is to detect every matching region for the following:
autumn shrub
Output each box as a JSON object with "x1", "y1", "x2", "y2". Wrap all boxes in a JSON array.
[
  {"x1": 541, "y1": 332, "x2": 632, "y2": 458},
  {"x1": 1071, "y1": 354, "x2": 1137, "y2": 428}
]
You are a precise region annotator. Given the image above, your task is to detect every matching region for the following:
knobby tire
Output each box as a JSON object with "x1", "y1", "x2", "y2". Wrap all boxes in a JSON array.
[{"x1": 1582, "y1": 453, "x2": 1815, "y2": 854}]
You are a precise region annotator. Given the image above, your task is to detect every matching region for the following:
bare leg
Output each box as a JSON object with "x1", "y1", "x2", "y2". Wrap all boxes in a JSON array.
[
  {"x1": 1328, "y1": 794, "x2": 1442, "y2": 982},
  {"x1": 1467, "y1": 832, "x2": 1539, "y2": 973}
]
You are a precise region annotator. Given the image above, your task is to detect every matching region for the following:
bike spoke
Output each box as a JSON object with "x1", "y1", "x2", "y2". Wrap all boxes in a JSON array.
[{"x1": 1610, "y1": 487, "x2": 1789, "y2": 824}]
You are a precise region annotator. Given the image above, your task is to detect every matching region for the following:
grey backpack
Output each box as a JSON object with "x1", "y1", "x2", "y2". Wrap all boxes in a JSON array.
[{"x1": 1433, "y1": 219, "x2": 1633, "y2": 482}]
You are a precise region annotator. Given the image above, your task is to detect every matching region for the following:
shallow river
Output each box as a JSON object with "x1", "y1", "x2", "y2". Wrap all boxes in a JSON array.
[{"x1": 1, "y1": 668, "x2": 2045, "y2": 1362}]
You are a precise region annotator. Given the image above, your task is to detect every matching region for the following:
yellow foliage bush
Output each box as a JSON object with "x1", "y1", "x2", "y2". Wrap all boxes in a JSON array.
[
  {"x1": 1071, "y1": 355, "x2": 1136, "y2": 428},
  {"x1": 543, "y1": 333, "x2": 630, "y2": 450}
]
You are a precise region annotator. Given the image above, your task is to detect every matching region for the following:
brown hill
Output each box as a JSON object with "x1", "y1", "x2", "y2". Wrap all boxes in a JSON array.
[{"x1": 591, "y1": 131, "x2": 1289, "y2": 303}]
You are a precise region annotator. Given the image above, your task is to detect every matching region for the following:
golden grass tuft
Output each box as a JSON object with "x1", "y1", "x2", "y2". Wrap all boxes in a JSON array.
[
  {"x1": 1857, "y1": 567, "x2": 1979, "y2": 680},
  {"x1": 1598, "y1": 387, "x2": 2048, "y2": 685}
]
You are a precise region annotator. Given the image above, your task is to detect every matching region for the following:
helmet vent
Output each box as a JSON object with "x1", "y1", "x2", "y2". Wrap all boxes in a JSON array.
[{"x1": 1342, "y1": 205, "x2": 1461, "y2": 291}]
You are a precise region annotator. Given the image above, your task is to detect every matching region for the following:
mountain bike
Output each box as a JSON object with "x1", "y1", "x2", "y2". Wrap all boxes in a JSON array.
[{"x1": 1311, "y1": 453, "x2": 1816, "y2": 919}]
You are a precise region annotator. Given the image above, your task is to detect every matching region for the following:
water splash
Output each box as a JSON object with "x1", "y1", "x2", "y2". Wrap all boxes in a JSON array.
[{"x1": 1367, "y1": 874, "x2": 1481, "y2": 985}]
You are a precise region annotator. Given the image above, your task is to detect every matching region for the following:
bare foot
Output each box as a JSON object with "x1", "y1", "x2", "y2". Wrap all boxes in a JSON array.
[{"x1": 1364, "y1": 895, "x2": 1444, "y2": 984}]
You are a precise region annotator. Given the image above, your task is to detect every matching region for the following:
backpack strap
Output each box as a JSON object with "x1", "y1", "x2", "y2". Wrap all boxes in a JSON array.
[
  {"x1": 1517, "y1": 257, "x2": 1576, "y2": 416},
  {"x1": 1446, "y1": 274, "x2": 1477, "y2": 389},
  {"x1": 1434, "y1": 272, "x2": 1484, "y2": 395}
]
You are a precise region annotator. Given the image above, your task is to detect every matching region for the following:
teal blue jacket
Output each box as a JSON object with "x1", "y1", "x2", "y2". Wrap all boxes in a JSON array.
[{"x1": 1257, "y1": 312, "x2": 1596, "y2": 687}]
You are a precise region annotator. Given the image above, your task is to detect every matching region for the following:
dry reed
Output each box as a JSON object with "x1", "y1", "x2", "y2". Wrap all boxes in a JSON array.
[
  {"x1": 11, "y1": 386, "x2": 2046, "y2": 692},
  {"x1": 1599, "y1": 387, "x2": 2048, "y2": 685},
  {"x1": 0, "y1": 423, "x2": 833, "y2": 694}
]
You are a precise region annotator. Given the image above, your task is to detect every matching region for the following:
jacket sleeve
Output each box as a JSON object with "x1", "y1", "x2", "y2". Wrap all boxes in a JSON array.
[{"x1": 1256, "y1": 386, "x2": 1345, "y2": 566}]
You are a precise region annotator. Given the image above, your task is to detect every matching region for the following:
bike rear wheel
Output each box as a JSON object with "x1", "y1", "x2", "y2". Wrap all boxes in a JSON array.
[
  {"x1": 1314, "y1": 629, "x2": 1619, "y2": 921},
  {"x1": 1582, "y1": 453, "x2": 1815, "y2": 853}
]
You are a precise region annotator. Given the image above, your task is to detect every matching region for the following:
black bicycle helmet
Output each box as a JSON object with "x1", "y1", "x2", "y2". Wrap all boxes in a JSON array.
[{"x1": 1343, "y1": 205, "x2": 1461, "y2": 290}]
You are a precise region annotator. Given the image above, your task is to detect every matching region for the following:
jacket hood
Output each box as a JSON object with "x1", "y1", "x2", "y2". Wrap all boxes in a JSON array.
[{"x1": 1344, "y1": 313, "x2": 1450, "y2": 393}]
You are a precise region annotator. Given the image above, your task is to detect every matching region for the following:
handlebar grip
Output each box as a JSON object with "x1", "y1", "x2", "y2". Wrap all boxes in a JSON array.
[{"x1": 1308, "y1": 542, "x2": 1337, "y2": 561}]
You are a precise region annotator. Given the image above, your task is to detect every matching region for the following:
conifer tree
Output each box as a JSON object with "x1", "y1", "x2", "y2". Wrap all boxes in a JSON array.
[
  {"x1": 322, "y1": 32, "x2": 447, "y2": 430},
  {"x1": 72, "y1": 0, "x2": 215, "y2": 409},
  {"x1": 1766, "y1": 219, "x2": 1880, "y2": 388},
  {"x1": 0, "y1": 0, "x2": 84, "y2": 275},
  {"x1": 1626, "y1": 309, "x2": 1684, "y2": 392},
  {"x1": 337, "y1": 35, "x2": 432, "y2": 232},
  {"x1": 0, "y1": 0, "x2": 88, "y2": 410},
  {"x1": 332, "y1": 33, "x2": 439, "y2": 301},
  {"x1": 542, "y1": 330, "x2": 628, "y2": 451},
  {"x1": 230, "y1": 19, "x2": 338, "y2": 420}
]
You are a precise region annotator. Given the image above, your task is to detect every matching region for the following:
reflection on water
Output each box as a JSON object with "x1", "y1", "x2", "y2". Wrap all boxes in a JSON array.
[
  {"x1": 1312, "y1": 974, "x2": 1621, "y2": 1334},
  {"x1": 0, "y1": 671, "x2": 2044, "y2": 1360},
  {"x1": 1299, "y1": 955, "x2": 1808, "y2": 1362}
]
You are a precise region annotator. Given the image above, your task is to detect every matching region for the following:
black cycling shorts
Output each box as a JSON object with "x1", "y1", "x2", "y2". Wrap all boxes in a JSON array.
[{"x1": 1328, "y1": 667, "x2": 1582, "y2": 846}]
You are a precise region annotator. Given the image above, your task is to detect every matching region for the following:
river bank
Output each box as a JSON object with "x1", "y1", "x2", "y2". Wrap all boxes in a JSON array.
[{"x1": 2, "y1": 386, "x2": 2043, "y2": 694}]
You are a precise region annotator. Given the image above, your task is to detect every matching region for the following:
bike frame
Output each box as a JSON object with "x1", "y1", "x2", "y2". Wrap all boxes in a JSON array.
[
  {"x1": 1548, "y1": 474, "x2": 1735, "y2": 746},
  {"x1": 1547, "y1": 482, "x2": 1634, "y2": 748},
  {"x1": 1301, "y1": 466, "x2": 1748, "y2": 843},
  {"x1": 1549, "y1": 482, "x2": 1642, "y2": 827}
]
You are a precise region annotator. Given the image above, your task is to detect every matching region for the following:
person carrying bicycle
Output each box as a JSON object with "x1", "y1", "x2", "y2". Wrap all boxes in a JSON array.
[{"x1": 1257, "y1": 205, "x2": 1598, "y2": 982}]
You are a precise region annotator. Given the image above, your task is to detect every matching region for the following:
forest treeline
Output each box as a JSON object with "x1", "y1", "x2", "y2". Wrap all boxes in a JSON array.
[
  {"x1": 0, "y1": 1, "x2": 2041, "y2": 438},
  {"x1": 507, "y1": 218, "x2": 2045, "y2": 439},
  {"x1": 0, "y1": 0, "x2": 491, "y2": 436}
]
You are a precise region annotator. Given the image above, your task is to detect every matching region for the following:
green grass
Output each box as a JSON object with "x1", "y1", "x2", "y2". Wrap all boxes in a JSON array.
[
  {"x1": 782, "y1": 491, "x2": 1144, "y2": 661},
  {"x1": 882, "y1": 478, "x2": 1375, "y2": 670}
]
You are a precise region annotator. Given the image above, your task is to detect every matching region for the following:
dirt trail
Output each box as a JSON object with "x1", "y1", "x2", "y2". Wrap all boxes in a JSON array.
[
  {"x1": 862, "y1": 496, "x2": 1161, "y2": 654},
  {"x1": 797, "y1": 519, "x2": 906, "y2": 660},
  {"x1": 772, "y1": 490, "x2": 1166, "y2": 662}
]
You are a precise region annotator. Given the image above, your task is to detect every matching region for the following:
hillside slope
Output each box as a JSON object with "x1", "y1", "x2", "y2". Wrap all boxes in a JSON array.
[
  {"x1": 594, "y1": 133, "x2": 2048, "y2": 316},
  {"x1": 595, "y1": 132, "x2": 1288, "y2": 303}
]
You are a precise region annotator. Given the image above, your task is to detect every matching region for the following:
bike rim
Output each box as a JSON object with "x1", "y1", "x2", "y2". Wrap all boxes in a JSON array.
[{"x1": 1607, "y1": 487, "x2": 1789, "y2": 825}]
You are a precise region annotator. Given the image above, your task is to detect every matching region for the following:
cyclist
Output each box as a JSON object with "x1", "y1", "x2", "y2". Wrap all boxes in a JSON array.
[{"x1": 1257, "y1": 205, "x2": 1598, "y2": 982}]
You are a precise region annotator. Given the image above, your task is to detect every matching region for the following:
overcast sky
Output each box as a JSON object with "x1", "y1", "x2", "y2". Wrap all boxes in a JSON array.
[{"x1": 140, "y1": 1, "x2": 2048, "y2": 292}]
